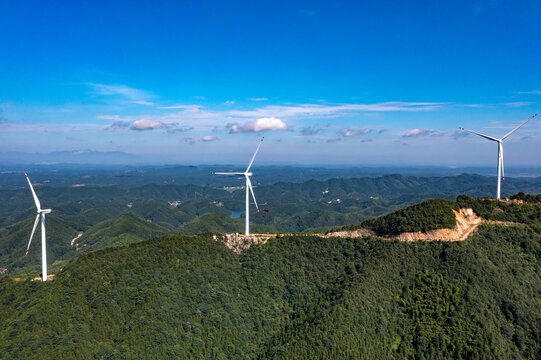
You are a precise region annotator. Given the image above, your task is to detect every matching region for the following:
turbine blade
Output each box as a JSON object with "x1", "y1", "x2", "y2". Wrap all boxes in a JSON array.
[
  {"x1": 25, "y1": 172, "x2": 41, "y2": 210},
  {"x1": 501, "y1": 114, "x2": 537, "y2": 141},
  {"x1": 245, "y1": 137, "x2": 264, "y2": 173},
  {"x1": 246, "y1": 176, "x2": 259, "y2": 212},
  {"x1": 212, "y1": 172, "x2": 245, "y2": 176},
  {"x1": 458, "y1": 128, "x2": 498, "y2": 142},
  {"x1": 26, "y1": 214, "x2": 40, "y2": 256}
]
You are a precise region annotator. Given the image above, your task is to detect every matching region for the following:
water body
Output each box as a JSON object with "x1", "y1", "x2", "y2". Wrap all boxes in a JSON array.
[{"x1": 229, "y1": 210, "x2": 243, "y2": 218}]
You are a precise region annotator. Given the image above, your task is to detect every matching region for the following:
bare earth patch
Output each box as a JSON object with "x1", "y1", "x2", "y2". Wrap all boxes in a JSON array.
[
  {"x1": 393, "y1": 208, "x2": 482, "y2": 242},
  {"x1": 215, "y1": 207, "x2": 529, "y2": 253},
  {"x1": 326, "y1": 208, "x2": 483, "y2": 242},
  {"x1": 216, "y1": 233, "x2": 277, "y2": 254}
]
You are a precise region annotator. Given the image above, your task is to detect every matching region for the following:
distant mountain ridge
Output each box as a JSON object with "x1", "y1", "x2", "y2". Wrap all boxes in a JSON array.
[
  {"x1": 0, "y1": 150, "x2": 142, "y2": 165},
  {"x1": 2, "y1": 174, "x2": 541, "y2": 276}
]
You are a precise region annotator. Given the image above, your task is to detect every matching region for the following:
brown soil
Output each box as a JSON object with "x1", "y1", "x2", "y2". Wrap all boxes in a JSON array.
[
  {"x1": 217, "y1": 207, "x2": 529, "y2": 253},
  {"x1": 392, "y1": 208, "x2": 482, "y2": 242},
  {"x1": 323, "y1": 228, "x2": 376, "y2": 239},
  {"x1": 325, "y1": 208, "x2": 483, "y2": 242},
  {"x1": 14, "y1": 274, "x2": 55, "y2": 282},
  {"x1": 217, "y1": 233, "x2": 277, "y2": 254}
]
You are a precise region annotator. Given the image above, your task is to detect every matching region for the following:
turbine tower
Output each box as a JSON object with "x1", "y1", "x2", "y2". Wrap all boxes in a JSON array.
[
  {"x1": 213, "y1": 137, "x2": 263, "y2": 235},
  {"x1": 460, "y1": 114, "x2": 537, "y2": 200},
  {"x1": 24, "y1": 172, "x2": 52, "y2": 281}
]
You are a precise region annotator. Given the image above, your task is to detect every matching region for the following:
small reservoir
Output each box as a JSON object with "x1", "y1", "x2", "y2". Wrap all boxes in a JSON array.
[{"x1": 229, "y1": 210, "x2": 243, "y2": 218}]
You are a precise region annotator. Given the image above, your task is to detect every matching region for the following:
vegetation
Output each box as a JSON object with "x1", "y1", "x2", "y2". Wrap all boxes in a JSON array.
[
  {"x1": 509, "y1": 192, "x2": 541, "y2": 203},
  {"x1": 358, "y1": 199, "x2": 459, "y2": 235},
  {"x1": 77, "y1": 213, "x2": 171, "y2": 251},
  {"x1": 333, "y1": 195, "x2": 541, "y2": 237},
  {"x1": 179, "y1": 212, "x2": 275, "y2": 235},
  {"x1": 1, "y1": 217, "x2": 540, "y2": 359},
  {"x1": 3, "y1": 173, "x2": 541, "y2": 276},
  {"x1": 456, "y1": 195, "x2": 541, "y2": 228},
  {"x1": 2, "y1": 169, "x2": 541, "y2": 357}
]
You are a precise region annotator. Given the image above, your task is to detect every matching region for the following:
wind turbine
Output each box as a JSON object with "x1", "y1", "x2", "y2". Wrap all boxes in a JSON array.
[
  {"x1": 460, "y1": 114, "x2": 537, "y2": 200},
  {"x1": 213, "y1": 137, "x2": 263, "y2": 235},
  {"x1": 24, "y1": 172, "x2": 52, "y2": 281}
]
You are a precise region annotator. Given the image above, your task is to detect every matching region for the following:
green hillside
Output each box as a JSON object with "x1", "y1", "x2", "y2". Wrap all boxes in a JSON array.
[
  {"x1": 0, "y1": 198, "x2": 540, "y2": 359},
  {"x1": 0, "y1": 213, "x2": 172, "y2": 277},
  {"x1": 179, "y1": 212, "x2": 276, "y2": 235},
  {"x1": 336, "y1": 196, "x2": 541, "y2": 236},
  {"x1": 0, "y1": 215, "x2": 80, "y2": 277},
  {"x1": 340, "y1": 199, "x2": 459, "y2": 235},
  {"x1": 76, "y1": 213, "x2": 171, "y2": 252},
  {"x1": 128, "y1": 199, "x2": 191, "y2": 228},
  {"x1": 3, "y1": 174, "x2": 541, "y2": 229}
]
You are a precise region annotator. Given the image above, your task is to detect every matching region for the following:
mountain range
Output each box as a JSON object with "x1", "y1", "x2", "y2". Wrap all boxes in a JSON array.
[{"x1": 0, "y1": 194, "x2": 539, "y2": 359}]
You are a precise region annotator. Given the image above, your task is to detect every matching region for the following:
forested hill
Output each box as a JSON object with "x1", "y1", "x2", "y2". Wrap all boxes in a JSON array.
[
  {"x1": 337, "y1": 195, "x2": 541, "y2": 236},
  {"x1": 0, "y1": 198, "x2": 540, "y2": 359},
  {"x1": 2, "y1": 174, "x2": 541, "y2": 277},
  {"x1": 2, "y1": 174, "x2": 541, "y2": 228}
]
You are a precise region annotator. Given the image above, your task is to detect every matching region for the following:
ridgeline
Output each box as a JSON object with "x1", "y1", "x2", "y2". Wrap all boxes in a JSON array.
[{"x1": 0, "y1": 195, "x2": 540, "y2": 359}]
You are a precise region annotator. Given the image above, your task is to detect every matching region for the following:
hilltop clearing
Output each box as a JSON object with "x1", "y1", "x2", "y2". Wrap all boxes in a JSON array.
[
  {"x1": 1, "y1": 219, "x2": 540, "y2": 359},
  {"x1": 3, "y1": 192, "x2": 540, "y2": 278},
  {"x1": 326, "y1": 208, "x2": 482, "y2": 242},
  {"x1": 327, "y1": 196, "x2": 541, "y2": 242}
]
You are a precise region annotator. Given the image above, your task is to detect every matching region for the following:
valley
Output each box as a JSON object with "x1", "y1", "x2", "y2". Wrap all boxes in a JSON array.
[
  {"x1": 2, "y1": 173, "x2": 541, "y2": 277},
  {"x1": 0, "y1": 172, "x2": 540, "y2": 359}
]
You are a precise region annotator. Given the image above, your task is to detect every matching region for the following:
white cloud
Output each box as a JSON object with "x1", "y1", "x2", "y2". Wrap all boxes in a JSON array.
[
  {"x1": 158, "y1": 104, "x2": 203, "y2": 110},
  {"x1": 130, "y1": 119, "x2": 163, "y2": 131},
  {"x1": 202, "y1": 135, "x2": 219, "y2": 142},
  {"x1": 227, "y1": 102, "x2": 443, "y2": 120},
  {"x1": 339, "y1": 128, "x2": 372, "y2": 137},
  {"x1": 516, "y1": 90, "x2": 541, "y2": 95},
  {"x1": 99, "y1": 101, "x2": 444, "y2": 134},
  {"x1": 98, "y1": 114, "x2": 192, "y2": 133},
  {"x1": 224, "y1": 100, "x2": 235, "y2": 105},
  {"x1": 96, "y1": 115, "x2": 123, "y2": 121},
  {"x1": 249, "y1": 98, "x2": 268, "y2": 101},
  {"x1": 402, "y1": 129, "x2": 438, "y2": 137},
  {"x1": 503, "y1": 102, "x2": 533, "y2": 107},
  {"x1": 130, "y1": 100, "x2": 155, "y2": 106},
  {"x1": 86, "y1": 83, "x2": 153, "y2": 101},
  {"x1": 227, "y1": 117, "x2": 289, "y2": 133}
]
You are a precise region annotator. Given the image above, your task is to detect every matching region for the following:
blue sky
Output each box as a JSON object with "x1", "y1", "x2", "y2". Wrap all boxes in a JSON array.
[{"x1": 0, "y1": 0, "x2": 540, "y2": 166}]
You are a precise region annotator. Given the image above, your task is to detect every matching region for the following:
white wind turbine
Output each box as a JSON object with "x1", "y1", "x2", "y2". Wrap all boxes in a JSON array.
[
  {"x1": 460, "y1": 114, "x2": 537, "y2": 200},
  {"x1": 24, "y1": 172, "x2": 52, "y2": 281},
  {"x1": 213, "y1": 137, "x2": 264, "y2": 235}
]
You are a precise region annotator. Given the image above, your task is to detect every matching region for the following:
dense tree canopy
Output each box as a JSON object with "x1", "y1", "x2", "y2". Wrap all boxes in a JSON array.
[{"x1": 1, "y1": 213, "x2": 540, "y2": 359}]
